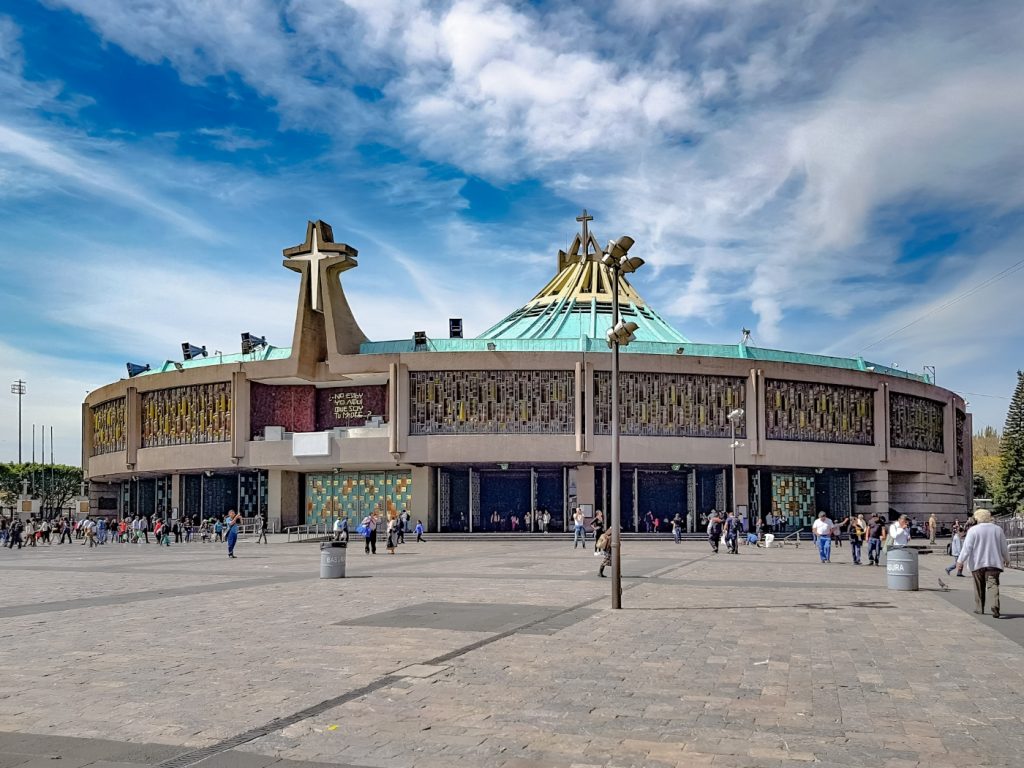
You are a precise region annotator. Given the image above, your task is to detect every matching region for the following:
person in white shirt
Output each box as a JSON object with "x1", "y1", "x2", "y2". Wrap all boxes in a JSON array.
[
  {"x1": 888, "y1": 516, "x2": 911, "y2": 548},
  {"x1": 811, "y1": 512, "x2": 835, "y2": 563},
  {"x1": 956, "y1": 509, "x2": 1010, "y2": 617}
]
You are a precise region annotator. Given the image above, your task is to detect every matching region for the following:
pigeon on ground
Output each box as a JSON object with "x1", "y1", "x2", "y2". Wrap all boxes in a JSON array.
[{"x1": 938, "y1": 578, "x2": 950, "y2": 591}]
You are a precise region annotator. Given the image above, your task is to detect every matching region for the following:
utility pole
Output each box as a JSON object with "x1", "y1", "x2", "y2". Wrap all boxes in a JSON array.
[{"x1": 10, "y1": 380, "x2": 25, "y2": 463}]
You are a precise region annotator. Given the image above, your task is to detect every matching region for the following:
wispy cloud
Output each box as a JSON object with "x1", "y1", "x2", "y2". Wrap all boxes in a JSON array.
[
  {"x1": 196, "y1": 126, "x2": 270, "y2": 152},
  {"x1": 0, "y1": 121, "x2": 218, "y2": 238}
]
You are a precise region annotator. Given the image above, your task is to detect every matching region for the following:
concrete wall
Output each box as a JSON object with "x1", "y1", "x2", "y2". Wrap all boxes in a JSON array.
[{"x1": 85, "y1": 348, "x2": 973, "y2": 525}]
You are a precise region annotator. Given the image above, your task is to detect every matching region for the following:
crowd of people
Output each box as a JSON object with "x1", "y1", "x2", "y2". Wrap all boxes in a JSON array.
[
  {"x1": 330, "y1": 508, "x2": 426, "y2": 555},
  {"x1": 0, "y1": 509, "x2": 264, "y2": 557}
]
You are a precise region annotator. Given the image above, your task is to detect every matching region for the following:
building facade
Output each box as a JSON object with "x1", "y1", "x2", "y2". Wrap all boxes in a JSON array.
[{"x1": 83, "y1": 218, "x2": 972, "y2": 533}]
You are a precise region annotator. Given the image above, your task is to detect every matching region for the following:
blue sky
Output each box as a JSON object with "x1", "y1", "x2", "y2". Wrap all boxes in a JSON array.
[{"x1": 1, "y1": 0, "x2": 1022, "y2": 464}]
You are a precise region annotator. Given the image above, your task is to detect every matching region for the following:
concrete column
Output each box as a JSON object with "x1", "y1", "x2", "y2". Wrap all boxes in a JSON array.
[
  {"x1": 81, "y1": 403, "x2": 93, "y2": 476},
  {"x1": 396, "y1": 363, "x2": 409, "y2": 454},
  {"x1": 755, "y1": 369, "x2": 767, "y2": 456},
  {"x1": 584, "y1": 361, "x2": 595, "y2": 453},
  {"x1": 574, "y1": 362, "x2": 584, "y2": 453},
  {"x1": 388, "y1": 362, "x2": 399, "y2": 455},
  {"x1": 943, "y1": 396, "x2": 956, "y2": 478},
  {"x1": 126, "y1": 386, "x2": 141, "y2": 469},
  {"x1": 747, "y1": 368, "x2": 761, "y2": 456},
  {"x1": 231, "y1": 371, "x2": 249, "y2": 460},
  {"x1": 854, "y1": 469, "x2": 890, "y2": 520},
  {"x1": 268, "y1": 470, "x2": 301, "y2": 530},
  {"x1": 734, "y1": 466, "x2": 750, "y2": 518},
  {"x1": 876, "y1": 383, "x2": 890, "y2": 464},
  {"x1": 410, "y1": 465, "x2": 433, "y2": 531},
  {"x1": 576, "y1": 464, "x2": 595, "y2": 510},
  {"x1": 171, "y1": 473, "x2": 181, "y2": 516}
]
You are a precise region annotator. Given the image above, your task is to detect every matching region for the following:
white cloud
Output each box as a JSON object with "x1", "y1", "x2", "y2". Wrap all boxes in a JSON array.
[
  {"x1": 0, "y1": 338, "x2": 112, "y2": 465},
  {"x1": 197, "y1": 127, "x2": 270, "y2": 152},
  {"x1": 0, "y1": 121, "x2": 218, "y2": 238}
]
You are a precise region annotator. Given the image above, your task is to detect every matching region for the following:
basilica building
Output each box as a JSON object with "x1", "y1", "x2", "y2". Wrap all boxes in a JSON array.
[{"x1": 84, "y1": 217, "x2": 971, "y2": 533}]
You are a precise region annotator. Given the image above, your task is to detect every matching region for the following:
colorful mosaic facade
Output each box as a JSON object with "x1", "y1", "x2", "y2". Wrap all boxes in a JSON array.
[
  {"x1": 594, "y1": 372, "x2": 746, "y2": 437},
  {"x1": 91, "y1": 397, "x2": 126, "y2": 456},
  {"x1": 305, "y1": 471, "x2": 413, "y2": 526},
  {"x1": 956, "y1": 410, "x2": 966, "y2": 476},
  {"x1": 410, "y1": 370, "x2": 574, "y2": 435},
  {"x1": 142, "y1": 382, "x2": 232, "y2": 448},
  {"x1": 890, "y1": 393, "x2": 944, "y2": 453},
  {"x1": 765, "y1": 379, "x2": 874, "y2": 445},
  {"x1": 772, "y1": 473, "x2": 815, "y2": 519}
]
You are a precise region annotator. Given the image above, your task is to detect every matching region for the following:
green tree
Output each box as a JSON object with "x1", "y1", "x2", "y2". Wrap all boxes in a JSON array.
[
  {"x1": 999, "y1": 371, "x2": 1024, "y2": 515},
  {"x1": 0, "y1": 463, "x2": 84, "y2": 516},
  {"x1": 972, "y1": 427, "x2": 1002, "y2": 501}
]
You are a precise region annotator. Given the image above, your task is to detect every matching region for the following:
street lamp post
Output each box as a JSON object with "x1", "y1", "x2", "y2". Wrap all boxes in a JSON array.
[
  {"x1": 728, "y1": 408, "x2": 744, "y2": 523},
  {"x1": 10, "y1": 380, "x2": 26, "y2": 463},
  {"x1": 602, "y1": 237, "x2": 644, "y2": 609}
]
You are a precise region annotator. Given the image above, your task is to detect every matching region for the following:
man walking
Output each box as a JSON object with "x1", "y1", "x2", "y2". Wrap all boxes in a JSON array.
[
  {"x1": 956, "y1": 509, "x2": 1010, "y2": 618},
  {"x1": 256, "y1": 515, "x2": 269, "y2": 544},
  {"x1": 671, "y1": 513, "x2": 683, "y2": 544},
  {"x1": 866, "y1": 514, "x2": 885, "y2": 565},
  {"x1": 707, "y1": 510, "x2": 723, "y2": 554},
  {"x1": 928, "y1": 513, "x2": 938, "y2": 544},
  {"x1": 724, "y1": 511, "x2": 740, "y2": 554},
  {"x1": 812, "y1": 511, "x2": 834, "y2": 563}
]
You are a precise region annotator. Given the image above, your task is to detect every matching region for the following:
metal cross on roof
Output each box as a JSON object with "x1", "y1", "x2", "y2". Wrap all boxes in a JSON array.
[{"x1": 576, "y1": 209, "x2": 594, "y2": 261}]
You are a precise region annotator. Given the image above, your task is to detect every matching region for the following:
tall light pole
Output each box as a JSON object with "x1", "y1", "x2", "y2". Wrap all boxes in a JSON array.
[
  {"x1": 728, "y1": 408, "x2": 744, "y2": 523},
  {"x1": 10, "y1": 380, "x2": 25, "y2": 463},
  {"x1": 602, "y1": 236, "x2": 644, "y2": 609}
]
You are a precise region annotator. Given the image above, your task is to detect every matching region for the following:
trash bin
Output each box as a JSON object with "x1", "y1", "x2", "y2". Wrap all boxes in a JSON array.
[
  {"x1": 886, "y1": 547, "x2": 919, "y2": 591},
  {"x1": 320, "y1": 541, "x2": 346, "y2": 579}
]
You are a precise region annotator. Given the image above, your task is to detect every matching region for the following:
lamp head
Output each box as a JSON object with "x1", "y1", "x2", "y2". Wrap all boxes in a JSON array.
[
  {"x1": 620, "y1": 256, "x2": 645, "y2": 274},
  {"x1": 605, "y1": 235, "x2": 635, "y2": 260},
  {"x1": 728, "y1": 408, "x2": 745, "y2": 421}
]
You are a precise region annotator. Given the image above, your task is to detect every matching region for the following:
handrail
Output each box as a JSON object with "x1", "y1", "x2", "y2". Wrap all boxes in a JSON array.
[
  {"x1": 1007, "y1": 538, "x2": 1024, "y2": 569},
  {"x1": 285, "y1": 522, "x2": 332, "y2": 543}
]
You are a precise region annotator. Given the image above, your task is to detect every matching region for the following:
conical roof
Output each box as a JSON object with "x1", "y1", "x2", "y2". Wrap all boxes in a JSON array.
[{"x1": 479, "y1": 219, "x2": 689, "y2": 344}]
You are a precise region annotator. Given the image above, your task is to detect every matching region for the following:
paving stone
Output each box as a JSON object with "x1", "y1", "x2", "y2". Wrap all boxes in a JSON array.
[{"x1": 2, "y1": 540, "x2": 1024, "y2": 767}]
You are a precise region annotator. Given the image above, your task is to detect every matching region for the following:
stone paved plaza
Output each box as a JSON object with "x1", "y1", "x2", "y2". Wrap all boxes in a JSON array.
[{"x1": 1, "y1": 535, "x2": 1023, "y2": 768}]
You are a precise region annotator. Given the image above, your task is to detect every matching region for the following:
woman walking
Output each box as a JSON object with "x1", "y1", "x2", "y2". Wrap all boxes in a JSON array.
[
  {"x1": 226, "y1": 509, "x2": 241, "y2": 559},
  {"x1": 385, "y1": 515, "x2": 398, "y2": 554}
]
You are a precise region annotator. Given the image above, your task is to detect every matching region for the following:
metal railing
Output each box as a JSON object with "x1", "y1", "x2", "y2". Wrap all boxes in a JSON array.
[
  {"x1": 1007, "y1": 538, "x2": 1024, "y2": 569},
  {"x1": 996, "y1": 517, "x2": 1024, "y2": 538},
  {"x1": 285, "y1": 522, "x2": 332, "y2": 542}
]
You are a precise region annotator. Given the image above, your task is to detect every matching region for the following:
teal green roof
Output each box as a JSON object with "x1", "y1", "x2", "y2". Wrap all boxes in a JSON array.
[
  {"x1": 356, "y1": 337, "x2": 927, "y2": 381},
  {"x1": 480, "y1": 298, "x2": 688, "y2": 344},
  {"x1": 139, "y1": 345, "x2": 291, "y2": 375}
]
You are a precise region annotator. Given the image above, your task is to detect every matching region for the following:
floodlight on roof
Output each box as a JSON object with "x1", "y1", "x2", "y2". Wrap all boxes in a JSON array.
[
  {"x1": 241, "y1": 332, "x2": 267, "y2": 355},
  {"x1": 181, "y1": 343, "x2": 207, "y2": 360}
]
